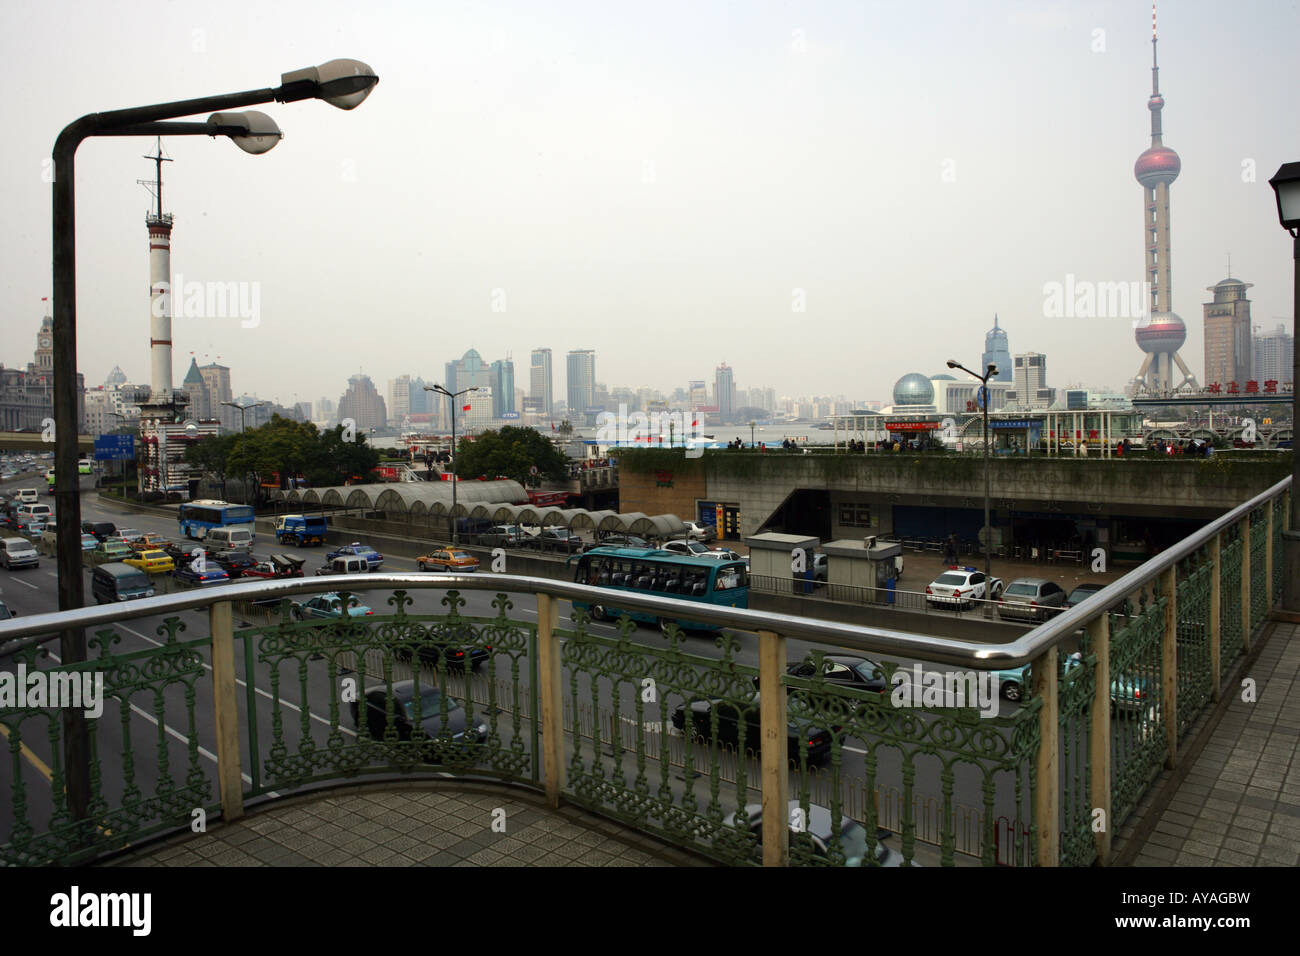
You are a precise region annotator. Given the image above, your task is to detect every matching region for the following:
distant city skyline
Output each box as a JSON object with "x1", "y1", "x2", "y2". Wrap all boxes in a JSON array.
[{"x1": 5, "y1": 1, "x2": 1296, "y2": 408}]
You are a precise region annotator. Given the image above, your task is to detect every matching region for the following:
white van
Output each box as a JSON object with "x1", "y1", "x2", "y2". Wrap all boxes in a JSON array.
[
  {"x1": 14, "y1": 489, "x2": 38, "y2": 505},
  {"x1": 204, "y1": 526, "x2": 254, "y2": 551},
  {"x1": 16, "y1": 504, "x2": 53, "y2": 522}
]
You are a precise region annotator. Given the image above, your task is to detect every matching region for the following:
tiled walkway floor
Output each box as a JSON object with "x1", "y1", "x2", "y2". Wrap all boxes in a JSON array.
[
  {"x1": 105, "y1": 782, "x2": 715, "y2": 867},
  {"x1": 1132, "y1": 623, "x2": 1300, "y2": 867}
]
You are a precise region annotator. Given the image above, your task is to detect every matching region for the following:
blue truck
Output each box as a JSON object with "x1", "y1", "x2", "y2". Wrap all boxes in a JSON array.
[{"x1": 274, "y1": 514, "x2": 328, "y2": 547}]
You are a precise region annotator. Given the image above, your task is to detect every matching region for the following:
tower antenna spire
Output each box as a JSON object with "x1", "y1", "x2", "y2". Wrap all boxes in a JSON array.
[{"x1": 136, "y1": 138, "x2": 173, "y2": 219}]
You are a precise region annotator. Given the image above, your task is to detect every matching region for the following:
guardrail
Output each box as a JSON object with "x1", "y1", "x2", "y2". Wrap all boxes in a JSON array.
[{"x1": 0, "y1": 478, "x2": 1288, "y2": 866}]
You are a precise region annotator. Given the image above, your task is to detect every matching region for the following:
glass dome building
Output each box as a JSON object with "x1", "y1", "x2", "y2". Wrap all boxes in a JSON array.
[{"x1": 893, "y1": 373, "x2": 935, "y2": 407}]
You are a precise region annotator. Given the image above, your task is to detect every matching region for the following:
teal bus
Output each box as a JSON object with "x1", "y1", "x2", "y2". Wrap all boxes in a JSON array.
[{"x1": 566, "y1": 546, "x2": 749, "y2": 633}]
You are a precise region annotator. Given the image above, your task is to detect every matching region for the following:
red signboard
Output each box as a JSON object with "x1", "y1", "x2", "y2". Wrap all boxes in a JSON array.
[{"x1": 884, "y1": 421, "x2": 942, "y2": 432}]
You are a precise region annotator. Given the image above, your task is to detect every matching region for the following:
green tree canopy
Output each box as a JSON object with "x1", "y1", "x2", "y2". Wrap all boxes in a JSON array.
[
  {"x1": 452, "y1": 426, "x2": 568, "y2": 484},
  {"x1": 184, "y1": 415, "x2": 381, "y2": 489}
]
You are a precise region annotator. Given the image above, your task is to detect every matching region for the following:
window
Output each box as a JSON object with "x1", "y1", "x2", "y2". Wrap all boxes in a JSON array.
[{"x1": 838, "y1": 503, "x2": 871, "y2": 528}]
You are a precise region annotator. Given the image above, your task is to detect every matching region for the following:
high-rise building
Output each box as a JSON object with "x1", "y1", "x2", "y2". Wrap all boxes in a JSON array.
[
  {"x1": 566, "y1": 349, "x2": 596, "y2": 419},
  {"x1": 1202, "y1": 277, "x2": 1253, "y2": 388},
  {"x1": 182, "y1": 358, "x2": 209, "y2": 420},
  {"x1": 337, "y1": 373, "x2": 387, "y2": 432},
  {"x1": 446, "y1": 349, "x2": 490, "y2": 396},
  {"x1": 1253, "y1": 323, "x2": 1294, "y2": 386},
  {"x1": 1013, "y1": 353, "x2": 1049, "y2": 408},
  {"x1": 388, "y1": 375, "x2": 412, "y2": 425},
  {"x1": 199, "y1": 364, "x2": 234, "y2": 431},
  {"x1": 981, "y1": 315, "x2": 1013, "y2": 382},
  {"x1": 714, "y1": 363, "x2": 736, "y2": 421},
  {"x1": 490, "y1": 359, "x2": 515, "y2": 418},
  {"x1": 688, "y1": 381, "x2": 708, "y2": 409},
  {"x1": 315, "y1": 397, "x2": 335, "y2": 422},
  {"x1": 1131, "y1": 13, "x2": 1197, "y2": 393},
  {"x1": 530, "y1": 348, "x2": 553, "y2": 416}
]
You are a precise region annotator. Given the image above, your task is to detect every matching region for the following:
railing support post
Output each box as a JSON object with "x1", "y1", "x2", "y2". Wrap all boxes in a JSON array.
[
  {"x1": 1265, "y1": 501, "x2": 1275, "y2": 609},
  {"x1": 1209, "y1": 533, "x2": 1222, "y2": 701},
  {"x1": 537, "y1": 592, "x2": 565, "y2": 809},
  {"x1": 1241, "y1": 516, "x2": 1252, "y2": 653},
  {"x1": 1161, "y1": 566, "x2": 1178, "y2": 769},
  {"x1": 209, "y1": 600, "x2": 243, "y2": 822},
  {"x1": 758, "y1": 629, "x2": 789, "y2": 867},
  {"x1": 1032, "y1": 646, "x2": 1059, "y2": 867},
  {"x1": 1087, "y1": 614, "x2": 1112, "y2": 865}
]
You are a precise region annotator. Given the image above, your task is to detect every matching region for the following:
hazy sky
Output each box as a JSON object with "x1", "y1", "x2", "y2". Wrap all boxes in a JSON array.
[{"x1": 2, "y1": 0, "x2": 1297, "y2": 408}]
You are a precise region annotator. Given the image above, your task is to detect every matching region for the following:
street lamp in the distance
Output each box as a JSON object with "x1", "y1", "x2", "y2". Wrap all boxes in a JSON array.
[
  {"x1": 1267, "y1": 162, "x2": 1300, "y2": 611},
  {"x1": 947, "y1": 359, "x2": 999, "y2": 588},
  {"x1": 221, "y1": 400, "x2": 267, "y2": 506},
  {"x1": 425, "y1": 384, "x2": 479, "y2": 546}
]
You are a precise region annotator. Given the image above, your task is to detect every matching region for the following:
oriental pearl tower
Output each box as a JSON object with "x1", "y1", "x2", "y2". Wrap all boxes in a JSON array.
[{"x1": 1131, "y1": 4, "x2": 1197, "y2": 394}]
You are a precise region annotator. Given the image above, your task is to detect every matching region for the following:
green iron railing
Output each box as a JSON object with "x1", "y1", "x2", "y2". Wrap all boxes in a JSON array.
[{"x1": 0, "y1": 478, "x2": 1290, "y2": 866}]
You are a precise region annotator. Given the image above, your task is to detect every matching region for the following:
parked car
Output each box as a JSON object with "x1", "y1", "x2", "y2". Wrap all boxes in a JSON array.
[
  {"x1": 997, "y1": 578, "x2": 1068, "y2": 622},
  {"x1": 660, "y1": 540, "x2": 711, "y2": 558},
  {"x1": 293, "y1": 592, "x2": 373, "y2": 621},
  {"x1": 925, "y1": 566, "x2": 1003, "y2": 609},
  {"x1": 0, "y1": 537, "x2": 39, "y2": 570},
  {"x1": 173, "y1": 563, "x2": 231, "y2": 587},
  {"x1": 671, "y1": 692, "x2": 833, "y2": 764},
  {"x1": 324, "y1": 542, "x2": 383, "y2": 570},
  {"x1": 682, "y1": 520, "x2": 716, "y2": 543},
  {"x1": 702, "y1": 548, "x2": 743, "y2": 562},
  {"x1": 723, "y1": 801, "x2": 907, "y2": 867},
  {"x1": 122, "y1": 549, "x2": 176, "y2": 574},
  {"x1": 350, "y1": 680, "x2": 489, "y2": 761},
  {"x1": 417, "y1": 549, "x2": 480, "y2": 573},
  {"x1": 477, "y1": 525, "x2": 527, "y2": 547},
  {"x1": 529, "y1": 528, "x2": 583, "y2": 552},
  {"x1": 598, "y1": 533, "x2": 652, "y2": 549},
  {"x1": 1064, "y1": 582, "x2": 1108, "y2": 608}
]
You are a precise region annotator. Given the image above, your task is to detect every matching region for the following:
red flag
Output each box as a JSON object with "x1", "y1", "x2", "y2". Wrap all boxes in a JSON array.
[{"x1": 462, "y1": 404, "x2": 471, "y2": 412}]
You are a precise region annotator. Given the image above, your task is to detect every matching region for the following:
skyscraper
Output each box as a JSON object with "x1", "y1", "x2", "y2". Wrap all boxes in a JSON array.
[
  {"x1": 981, "y1": 315, "x2": 1012, "y2": 382},
  {"x1": 1202, "y1": 277, "x2": 1253, "y2": 388},
  {"x1": 1013, "y1": 353, "x2": 1049, "y2": 408},
  {"x1": 1253, "y1": 323, "x2": 1294, "y2": 386},
  {"x1": 714, "y1": 362, "x2": 736, "y2": 421},
  {"x1": 490, "y1": 358, "x2": 515, "y2": 418},
  {"x1": 445, "y1": 348, "x2": 490, "y2": 396},
  {"x1": 199, "y1": 363, "x2": 234, "y2": 431},
  {"x1": 530, "y1": 348, "x2": 553, "y2": 416},
  {"x1": 337, "y1": 373, "x2": 387, "y2": 432},
  {"x1": 388, "y1": 374, "x2": 412, "y2": 425},
  {"x1": 566, "y1": 349, "x2": 596, "y2": 418},
  {"x1": 1131, "y1": 9, "x2": 1197, "y2": 394}
]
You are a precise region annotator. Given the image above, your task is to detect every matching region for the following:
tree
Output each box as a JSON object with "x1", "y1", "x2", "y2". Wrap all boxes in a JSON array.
[
  {"x1": 184, "y1": 417, "x2": 381, "y2": 491},
  {"x1": 452, "y1": 426, "x2": 568, "y2": 483}
]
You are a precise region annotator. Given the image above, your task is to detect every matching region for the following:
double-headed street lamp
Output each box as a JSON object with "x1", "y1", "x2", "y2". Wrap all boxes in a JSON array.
[
  {"x1": 425, "y1": 384, "x2": 479, "y2": 545},
  {"x1": 1267, "y1": 162, "x2": 1300, "y2": 610},
  {"x1": 947, "y1": 359, "x2": 999, "y2": 588},
  {"x1": 222, "y1": 400, "x2": 268, "y2": 506},
  {"x1": 51, "y1": 59, "x2": 377, "y2": 829}
]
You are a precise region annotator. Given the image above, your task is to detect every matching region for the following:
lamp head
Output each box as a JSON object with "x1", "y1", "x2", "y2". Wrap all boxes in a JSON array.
[
  {"x1": 207, "y1": 110, "x2": 282, "y2": 155},
  {"x1": 280, "y1": 59, "x2": 379, "y2": 110},
  {"x1": 1268, "y1": 162, "x2": 1300, "y2": 233},
  {"x1": 946, "y1": 360, "x2": 958, "y2": 369}
]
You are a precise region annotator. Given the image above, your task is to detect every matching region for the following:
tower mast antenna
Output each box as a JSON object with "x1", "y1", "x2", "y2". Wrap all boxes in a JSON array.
[{"x1": 136, "y1": 138, "x2": 173, "y2": 219}]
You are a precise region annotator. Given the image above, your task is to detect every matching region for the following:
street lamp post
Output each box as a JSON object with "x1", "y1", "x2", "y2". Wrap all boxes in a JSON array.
[
  {"x1": 222, "y1": 400, "x2": 267, "y2": 506},
  {"x1": 948, "y1": 359, "x2": 999, "y2": 588},
  {"x1": 49, "y1": 61, "x2": 376, "y2": 832},
  {"x1": 1267, "y1": 163, "x2": 1300, "y2": 610},
  {"x1": 426, "y1": 384, "x2": 478, "y2": 546},
  {"x1": 749, "y1": 421, "x2": 756, "y2": 448}
]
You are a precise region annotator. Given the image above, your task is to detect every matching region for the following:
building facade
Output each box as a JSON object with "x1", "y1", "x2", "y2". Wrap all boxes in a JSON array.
[
  {"x1": 529, "y1": 348, "x2": 553, "y2": 416},
  {"x1": 714, "y1": 363, "x2": 736, "y2": 422},
  {"x1": 1253, "y1": 323, "x2": 1294, "y2": 386},
  {"x1": 566, "y1": 349, "x2": 596, "y2": 420},
  {"x1": 0, "y1": 313, "x2": 85, "y2": 433},
  {"x1": 981, "y1": 315, "x2": 1013, "y2": 382},
  {"x1": 1202, "y1": 277, "x2": 1253, "y2": 388},
  {"x1": 337, "y1": 373, "x2": 388, "y2": 432}
]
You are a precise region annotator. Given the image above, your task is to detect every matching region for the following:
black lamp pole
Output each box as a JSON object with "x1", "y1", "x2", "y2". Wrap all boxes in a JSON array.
[
  {"x1": 948, "y1": 359, "x2": 998, "y2": 587},
  {"x1": 427, "y1": 384, "x2": 478, "y2": 545},
  {"x1": 1267, "y1": 162, "x2": 1300, "y2": 610}
]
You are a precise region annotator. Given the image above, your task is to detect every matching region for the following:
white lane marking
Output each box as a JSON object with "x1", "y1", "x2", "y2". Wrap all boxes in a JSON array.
[
  {"x1": 842, "y1": 746, "x2": 868, "y2": 755},
  {"x1": 114, "y1": 623, "x2": 356, "y2": 738},
  {"x1": 9, "y1": 578, "x2": 39, "y2": 590}
]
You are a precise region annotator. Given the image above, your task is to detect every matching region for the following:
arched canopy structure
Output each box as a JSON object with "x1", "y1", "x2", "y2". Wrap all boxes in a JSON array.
[
  {"x1": 280, "y1": 480, "x2": 528, "y2": 514},
  {"x1": 570, "y1": 510, "x2": 616, "y2": 532},
  {"x1": 627, "y1": 514, "x2": 687, "y2": 538}
]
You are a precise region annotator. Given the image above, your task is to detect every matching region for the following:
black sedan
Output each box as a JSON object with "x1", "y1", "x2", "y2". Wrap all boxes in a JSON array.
[
  {"x1": 671, "y1": 693, "x2": 833, "y2": 764},
  {"x1": 784, "y1": 655, "x2": 888, "y2": 694},
  {"x1": 1065, "y1": 582, "x2": 1107, "y2": 608},
  {"x1": 391, "y1": 622, "x2": 491, "y2": 670},
  {"x1": 351, "y1": 681, "x2": 488, "y2": 760},
  {"x1": 213, "y1": 550, "x2": 259, "y2": 579}
]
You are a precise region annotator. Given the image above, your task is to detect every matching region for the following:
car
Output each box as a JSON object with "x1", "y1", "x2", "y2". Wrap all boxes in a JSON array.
[
  {"x1": 1065, "y1": 582, "x2": 1108, "y2": 608},
  {"x1": 997, "y1": 578, "x2": 1068, "y2": 622},
  {"x1": 14, "y1": 515, "x2": 45, "y2": 536},
  {"x1": 530, "y1": 528, "x2": 582, "y2": 552},
  {"x1": 82, "y1": 521, "x2": 117, "y2": 542},
  {"x1": 700, "y1": 548, "x2": 743, "y2": 562},
  {"x1": 350, "y1": 680, "x2": 489, "y2": 761},
  {"x1": 173, "y1": 563, "x2": 231, "y2": 587},
  {"x1": 293, "y1": 593, "x2": 373, "y2": 621},
  {"x1": 241, "y1": 554, "x2": 307, "y2": 579},
  {"x1": 115, "y1": 529, "x2": 145, "y2": 544},
  {"x1": 80, "y1": 533, "x2": 98, "y2": 552},
  {"x1": 325, "y1": 542, "x2": 383, "y2": 570},
  {"x1": 995, "y1": 654, "x2": 1151, "y2": 714},
  {"x1": 316, "y1": 555, "x2": 371, "y2": 576},
  {"x1": 478, "y1": 524, "x2": 527, "y2": 547},
  {"x1": 784, "y1": 654, "x2": 888, "y2": 694},
  {"x1": 123, "y1": 549, "x2": 176, "y2": 574},
  {"x1": 129, "y1": 532, "x2": 171, "y2": 552},
  {"x1": 164, "y1": 543, "x2": 213, "y2": 568},
  {"x1": 417, "y1": 548, "x2": 480, "y2": 573},
  {"x1": 723, "y1": 801, "x2": 907, "y2": 867},
  {"x1": 93, "y1": 539, "x2": 135, "y2": 562},
  {"x1": 671, "y1": 693, "x2": 833, "y2": 764},
  {"x1": 213, "y1": 551, "x2": 260, "y2": 578},
  {"x1": 682, "y1": 520, "x2": 716, "y2": 543},
  {"x1": 0, "y1": 537, "x2": 39, "y2": 570},
  {"x1": 925, "y1": 566, "x2": 1003, "y2": 609},
  {"x1": 660, "y1": 539, "x2": 711, "y2": 558},
  {"x1": 598, "y1": 533, "x2": 652, "y2": 549},
  {"x1": 0, "y1": 600, "x2": 15, "y2": 621}
]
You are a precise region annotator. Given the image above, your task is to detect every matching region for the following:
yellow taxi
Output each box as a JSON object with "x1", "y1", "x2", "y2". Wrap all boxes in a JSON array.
[
  {"x1": 123, "y1": 549, "x2": 176, "y2": 574},
  {"x1": 130, "y1": 532, "x2": 172, "y2": 552},
  {"x1": 417, "y1": 548, "x2": 480, "y2": 573}
]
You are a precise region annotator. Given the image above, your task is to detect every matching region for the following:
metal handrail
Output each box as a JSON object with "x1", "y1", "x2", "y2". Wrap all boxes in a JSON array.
[{"x1": 0, "y1": 476, "x2": 1288, "y2": 669}]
